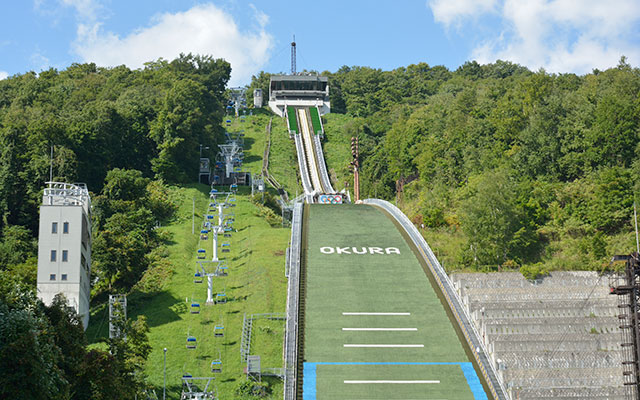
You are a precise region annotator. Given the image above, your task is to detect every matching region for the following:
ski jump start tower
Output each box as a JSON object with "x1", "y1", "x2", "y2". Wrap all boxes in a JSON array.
[{"x1": 268, "y1": 37, "x2": 330, "y2": 117}]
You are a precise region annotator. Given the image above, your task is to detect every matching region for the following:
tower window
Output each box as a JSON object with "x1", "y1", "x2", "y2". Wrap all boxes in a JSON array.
[
  {"x1": 52, "y1": 222, "x2": 58, "y2": 234},
  {"x1": 63, "y1": 222, "x2": 69, "y2": 234},
  {"x1": 62, "y1": 250, "x2": 68, "y2": 262},
  {"x1": 61, "y1": 274, "x2": 67, "y2": 281},
  {"x1": 50, "y1": 250, "x2": 57, "y2": 262},
  {"x1": 50, "y1": 274, "x2": 56, "y2": 281}
]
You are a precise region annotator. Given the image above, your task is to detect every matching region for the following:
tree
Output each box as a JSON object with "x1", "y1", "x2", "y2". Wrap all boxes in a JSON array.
[
  {"x1": 460, "y1": 169, "x2": 522, "y2": 266},
  {"x1": 0, "y1": 273, "x2": 67, "y2": 399}
]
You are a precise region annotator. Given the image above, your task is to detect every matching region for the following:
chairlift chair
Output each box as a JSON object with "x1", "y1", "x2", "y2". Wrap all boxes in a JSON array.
[
  {"x1": 216, "y1": 291, "x2": 227, "y2": 304},
  {"x1": 197, "y1": 249, "x2": 206, "y2": 260},
  {"x1": 216, "y1": 265, "x2": 228, "y2": 277},
  {"x1": 221, "y1": 242, "x2": 231, "y2": 253},
  {"x1": 191, "y1": 301, "x2": 200, "y2": 314},
  {"x1": 194, "y1": 271, "x2": 203, "y2": 284},
  {"x1": 214, "y1": 322, "x2": 224, "y2": 337},
  {"x1": 186, "y1": 335, "x2": 197, "y2": 349},
  {"x1": 211, "y1": 360, "x2": 222, "y2": 373},
  {"x1": 200, "y1": 230, "x2": 208, "y2": 240},
  {"x1": 223, "y1": 233, "x2": 232, "y2": 238}
]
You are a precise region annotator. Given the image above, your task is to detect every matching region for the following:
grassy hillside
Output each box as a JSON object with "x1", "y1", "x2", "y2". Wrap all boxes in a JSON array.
[
  {"x1": 87, "y1": 112, "x2": 292, "y2": 399},
  {"x1": 267, "y1": 114, "x2": 303, "y2": 198},
  {"x1": 321, "y1": 113, "x2": 354, "y2": 193}
]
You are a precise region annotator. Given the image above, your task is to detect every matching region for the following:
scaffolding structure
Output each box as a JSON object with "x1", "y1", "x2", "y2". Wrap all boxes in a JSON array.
[
  {"x1": 109, "y1": 294, "x2": 127, "y2": 339},
  {"x1": 181, "y1": 376, "x2": 216, "y2": 399},
  {"x1": 610, "y1": 253, "x2": 640, "y2": 399}
]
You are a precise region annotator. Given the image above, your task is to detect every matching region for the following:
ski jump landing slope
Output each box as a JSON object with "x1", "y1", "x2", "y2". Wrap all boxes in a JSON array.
[{"x1": 301, "y1": 204, "x2": 489, "y2": 400}]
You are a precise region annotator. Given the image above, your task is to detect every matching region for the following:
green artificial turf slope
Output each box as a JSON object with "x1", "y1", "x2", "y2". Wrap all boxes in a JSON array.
[{"x1": 304, "y1": 204, "x2": 475, "y2": 399}]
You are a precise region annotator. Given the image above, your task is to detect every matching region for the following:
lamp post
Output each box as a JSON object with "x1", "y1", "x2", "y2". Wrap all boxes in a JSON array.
[{"x1": 163, "y1": 348, "x2": 167, "y2": 400}]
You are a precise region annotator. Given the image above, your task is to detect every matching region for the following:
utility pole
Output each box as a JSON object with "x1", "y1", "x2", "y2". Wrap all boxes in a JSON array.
[
  {"x1": 350, "y1": 137, "x2": 360, "y2": 202},
  {"x1": 192, "y1": 197, "x2": 195, "y2": 234}
]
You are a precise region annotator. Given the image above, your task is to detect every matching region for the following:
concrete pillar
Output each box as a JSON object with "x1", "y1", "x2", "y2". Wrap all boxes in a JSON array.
[
  {"x1": 212, "y1": 228, "x2": 219, "y2": 262},
  {"x1": 207, "y1": 275, "x2": 214, "y2": 304}
]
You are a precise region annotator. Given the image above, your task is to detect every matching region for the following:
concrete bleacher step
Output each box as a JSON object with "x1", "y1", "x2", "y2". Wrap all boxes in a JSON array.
[
  {"x1": 494, "y1": 350, "x2": 623, "y2": 369},
  {"x1": 515, "y1": 386, "x2": 627, "y2": 400},
  {"x1": 460, "y1": 286, "x2": 611, "y2": 300},
  {"x1": 472, "y1": 304, "x2": 618, "y2": 319},
  {"x1": 479, "y1": 319, "x2": 619, "y2": 335},
  {"x1": 489, "y1": 336, "x2": 622, "y2": 352},
  {"x1": 450, "y1": 271, "x2": 625, "y2": 398},
  {"x1": 502, "y1": 366, "x2": 624, "y2": 387},
  {"x1": 453, "y1": 271, "x2": 608, "y2": 289},
  {"x1": 467, "y1": 298, "x2": 618, "y2": 312}
]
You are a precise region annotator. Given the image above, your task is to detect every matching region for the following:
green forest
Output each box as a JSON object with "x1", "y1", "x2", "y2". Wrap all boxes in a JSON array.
[
  {"x1": 1, "y1": 52, "x2": 639, "y2": 398},
  {"x1": 0, "y1": 54, "x2": 232, "y2": 398}
]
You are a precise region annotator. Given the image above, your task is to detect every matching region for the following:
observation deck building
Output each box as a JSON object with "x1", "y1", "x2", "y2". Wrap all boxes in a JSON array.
[
  {"x1": 36, "y1": 182, "x2": 92, "y2": 330},
  {"x1": 268, "y1": 75, "x2": 330, "y2": 117}
]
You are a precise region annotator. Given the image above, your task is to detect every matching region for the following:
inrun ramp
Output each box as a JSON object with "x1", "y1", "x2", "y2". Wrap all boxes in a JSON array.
[{"x1": 301, "y1": 204, "x2": 488, "y2": 399}]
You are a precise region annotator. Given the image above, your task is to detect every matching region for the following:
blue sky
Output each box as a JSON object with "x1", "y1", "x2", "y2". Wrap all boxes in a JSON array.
[{"x1": 1, "y1": 1, "x2": 639, "y2": 85}]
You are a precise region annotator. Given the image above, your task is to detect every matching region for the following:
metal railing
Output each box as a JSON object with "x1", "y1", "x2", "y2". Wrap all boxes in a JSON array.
[{"x1": 284, "y1": 203, "x2": 303, "y2": 400}]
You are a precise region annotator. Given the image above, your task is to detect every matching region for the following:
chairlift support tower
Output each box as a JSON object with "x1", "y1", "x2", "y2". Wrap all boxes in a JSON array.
[
  {"x1": 108, "y1": 294, "x2": 127, "y2": 339},
  {"x1": 218, "y1": 142, "x2": 242, "y2": 179}
]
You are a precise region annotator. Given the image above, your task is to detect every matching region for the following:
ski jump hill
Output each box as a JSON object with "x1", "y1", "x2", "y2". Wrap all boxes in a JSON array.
[{"x1": 271, "y1": 74, "x2": 506, "y2": 400}]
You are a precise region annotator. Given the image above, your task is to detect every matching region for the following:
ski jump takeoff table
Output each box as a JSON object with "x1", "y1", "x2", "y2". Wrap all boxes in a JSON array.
[{"x1": 302, "y1": 204, "x2": 488, "y2": 399}]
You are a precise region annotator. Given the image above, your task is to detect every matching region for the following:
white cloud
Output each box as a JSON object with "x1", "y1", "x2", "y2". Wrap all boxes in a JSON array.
[
  {"x1": 0, "y1": 71, "x2": 8, "y2": 80},
  {"x1": 70, "y1": 3, "x2": 273, "y2": 85},
  {"x1": 59, "y1": 0, "x2": 101, "y2": 21},
  {"x1": 428, "y1": 0, "x2": 498, "y2": 27},
  {"x1": 30, "y1": 51, "x2": 51, "y2": 72},
  {"x1": 429, "y1": 0, "x2": 640, "y2": 73}
]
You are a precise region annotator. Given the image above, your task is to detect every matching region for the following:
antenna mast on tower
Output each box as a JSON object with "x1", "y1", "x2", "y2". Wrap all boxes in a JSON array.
[{"x1": 291, "y1": 35, "x2": 296, "y2": 75}]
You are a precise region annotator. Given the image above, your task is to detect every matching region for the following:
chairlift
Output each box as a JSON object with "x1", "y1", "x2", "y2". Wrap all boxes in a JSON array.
[
  {"x1": 194, "y1": 271, "x2": 203, "y2": 284},
  {"x1": 183, "y1": 373, "x2": 193, "y2": 378},
  {"x1": 200, "y1": 230, "x2": 208, "y2": 240},
  {"x1": 223, "y1": 233, "x2": 232, "y2": 238},
  {"x1": 211, "y1": 359, "x2": 222, "y2": 373},
  {"x1": 186, "y1": 335, "x2": 197, "y2": 349},
  {"x1": 213, "y1": 327, "x2": 224, "y2": 338},
  {"x1": 221, "y1": 242, "x2": 231, "y2": 253},
  {"x1": 216, "y1": 265, "x2": 228, "y2": 277},
  {"x1": 216, "y1": 292, "x2": 227, "y2": 304},
  {"x1": 191, "y1": 301, "x2": 200, "y2": 314},
  {"x1": 197, "y1": 249, "x2": 206, "y2": 259}
]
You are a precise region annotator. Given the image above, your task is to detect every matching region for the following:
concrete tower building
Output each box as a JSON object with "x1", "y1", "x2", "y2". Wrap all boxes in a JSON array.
[
  {"x1": 37, "y1": 182, "x2": 92, "y2": 330},
  {"x1": 253, "y1": 88, "x2": 263, "y2": 108}
]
